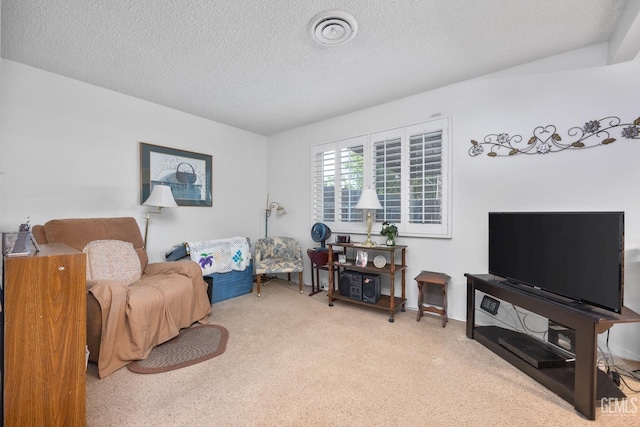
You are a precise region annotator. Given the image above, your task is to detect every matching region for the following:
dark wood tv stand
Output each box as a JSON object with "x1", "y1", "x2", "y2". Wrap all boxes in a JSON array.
[{"x1": 465, "y1": 273, "x2": 640, "y2": 420}]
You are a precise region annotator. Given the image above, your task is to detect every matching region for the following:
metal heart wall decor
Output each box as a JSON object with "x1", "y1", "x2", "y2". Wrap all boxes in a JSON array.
[{"x1": 469, "y1": 115, "x2": 640, "y2": 158}]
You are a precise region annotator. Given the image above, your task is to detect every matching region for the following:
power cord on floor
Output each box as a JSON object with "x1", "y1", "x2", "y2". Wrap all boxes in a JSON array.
[{"x1": 598, "y1": 330, "x2": 640, "y2": 394}]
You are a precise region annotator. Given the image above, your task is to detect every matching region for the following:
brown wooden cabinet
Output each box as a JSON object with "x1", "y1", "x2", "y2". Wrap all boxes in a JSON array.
[
  {"x1": 2, "y1": 244, "x2": 86, "y2": 426},
  {"x1": 327, "y1": 243, "x2": 407, "y2": 322}
]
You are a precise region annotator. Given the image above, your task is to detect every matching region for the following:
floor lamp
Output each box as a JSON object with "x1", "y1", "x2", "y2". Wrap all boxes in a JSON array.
[
  {"x1": 143, "y1": 184, "x2": 178, "y2": 248},
  {"x1": 355, "y1": 188, "x2": 382, "y2": 247},
  {"x1": 264, "y1": 201, "x2": 286, "y2": 238}
]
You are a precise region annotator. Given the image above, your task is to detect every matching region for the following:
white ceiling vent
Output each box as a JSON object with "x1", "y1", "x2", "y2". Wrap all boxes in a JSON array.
[{"x1": 308, "y1": 10, "x2": 358, "y2": 47}]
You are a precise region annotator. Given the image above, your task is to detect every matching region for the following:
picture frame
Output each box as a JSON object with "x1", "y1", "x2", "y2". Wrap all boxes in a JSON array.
[
  {"x1": 336, "y1": 235, "x2": 351, "y2": 243},
  {"x1": 140, "y1": 142, "x2": 213, "y2": 207},
  {"x1": 2, "y1": 232, "x2": 40, "y2": 257},
  {"x1": 356, "y1": 250, "x2": 368, "y2": 268}
]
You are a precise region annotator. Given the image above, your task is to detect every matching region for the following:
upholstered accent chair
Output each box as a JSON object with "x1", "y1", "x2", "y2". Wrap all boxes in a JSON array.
[{"x1": 254, "y1": 236, "x2": 304, "y2": 296}]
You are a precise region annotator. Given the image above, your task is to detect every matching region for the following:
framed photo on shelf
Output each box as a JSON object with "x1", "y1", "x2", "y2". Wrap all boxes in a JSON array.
[
  {"x1": 356, "y1": 250, "x2": 368, "y2": 267},
  {"x1": 140, "y1": 142, "x2": 213, "y2": 207},
  {"x1": 2, "y1": 232, "x2": 40, "y2": 257}
]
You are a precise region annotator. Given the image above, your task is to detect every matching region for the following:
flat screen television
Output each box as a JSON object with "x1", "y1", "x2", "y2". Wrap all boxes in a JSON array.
[{"x1": 488, "y1": 212, "x2": 624, "y2": 313}]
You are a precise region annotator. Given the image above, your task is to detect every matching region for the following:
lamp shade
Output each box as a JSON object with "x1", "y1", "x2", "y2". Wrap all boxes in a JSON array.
[
  {"x1": 143, "y1": 185, "x2": 178, "y2": 208},
  {"x1": 355, "y1": 188, "x2": 382, "y2": 210}
]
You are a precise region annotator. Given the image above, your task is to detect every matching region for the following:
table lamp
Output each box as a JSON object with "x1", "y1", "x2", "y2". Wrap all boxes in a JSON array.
[{"x1": 355, "y1": 188, "x2": 382, "y2": 247}]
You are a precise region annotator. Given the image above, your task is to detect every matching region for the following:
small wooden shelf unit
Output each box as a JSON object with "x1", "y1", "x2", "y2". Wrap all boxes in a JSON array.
[{"x1": 327, "y1": 243, "x2": 407, "y2": 322}]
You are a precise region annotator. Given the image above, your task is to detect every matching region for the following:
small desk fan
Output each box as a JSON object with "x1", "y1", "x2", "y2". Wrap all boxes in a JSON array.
[{"x1": 311, "y1": 222, "x2": 331, "y2": 251}]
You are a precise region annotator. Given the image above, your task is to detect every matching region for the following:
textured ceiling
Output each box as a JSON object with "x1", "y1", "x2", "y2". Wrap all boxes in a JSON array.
[{"x1": 2, "y1": 0, "x2": 639, "y2": 136}]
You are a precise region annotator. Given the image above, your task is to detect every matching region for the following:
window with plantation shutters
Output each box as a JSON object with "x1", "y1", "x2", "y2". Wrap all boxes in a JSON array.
[
  {"x1": 408, "y1": 129, "x2": 443, "y2": 224},
  {"x1": 372, "y1": 134, "x2": 402, "y2": 224},
  {"x1": 312, "y1": 149, "x2": 336, "y2": 222},
  {"x1": 312, "y1": 135, "x2": 367, "y2": 229},
  {"x1": 311, "y1": 117, "x2": 450, "y2": 238}
]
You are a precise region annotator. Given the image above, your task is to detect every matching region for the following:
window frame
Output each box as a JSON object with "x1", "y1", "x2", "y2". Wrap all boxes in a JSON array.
[{"x1": 311, "y1": 116, "x2": 451, "y2": 239}]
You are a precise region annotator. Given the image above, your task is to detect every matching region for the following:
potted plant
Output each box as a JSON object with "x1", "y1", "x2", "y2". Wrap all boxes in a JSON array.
[{"x1": 380, "y1": 221, "x2": 398, "y2": 246}]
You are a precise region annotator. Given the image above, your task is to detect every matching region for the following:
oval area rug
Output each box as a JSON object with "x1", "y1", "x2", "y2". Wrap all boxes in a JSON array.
[{"x1": 128, "y1": 324, "x2": 229, "y2": 374}]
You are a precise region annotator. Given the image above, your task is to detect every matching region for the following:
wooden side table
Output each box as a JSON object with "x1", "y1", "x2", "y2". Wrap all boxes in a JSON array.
[
  {"x1": 3, "y1": 244, "x2": 87, "y2": 426},
  {"x1": 307, "y1": 249, "x2": 340, "y2": 296},
  {"x1": 415, "y1": 271, "x2": 450, "y2": 327}
]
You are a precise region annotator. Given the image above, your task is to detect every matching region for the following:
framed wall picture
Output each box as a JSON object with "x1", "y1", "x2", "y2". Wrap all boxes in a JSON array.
[{"x1": 140, "y1": 142, "x2": 213, "y2": 207}]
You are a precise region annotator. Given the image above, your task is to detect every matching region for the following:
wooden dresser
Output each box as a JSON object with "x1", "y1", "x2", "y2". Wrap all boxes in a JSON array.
[{"x1": 2, "y1": 244, "x2": 86, "y2": 426}]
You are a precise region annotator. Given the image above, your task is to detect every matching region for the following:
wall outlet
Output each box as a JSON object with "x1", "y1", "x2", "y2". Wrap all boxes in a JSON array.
[{"x1": 320, "y1": 281, "x2": 327, "y2": 290}]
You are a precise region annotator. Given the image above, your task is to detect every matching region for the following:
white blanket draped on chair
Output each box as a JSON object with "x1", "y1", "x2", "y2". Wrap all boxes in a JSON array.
[{"x1": 187, "y1": 237, "x2": 251, "y2": 276}]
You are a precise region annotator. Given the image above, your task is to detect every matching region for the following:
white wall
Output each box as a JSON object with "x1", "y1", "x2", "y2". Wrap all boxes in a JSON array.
[
  {"x1": 2, "y1": 43, "x2": 639, "y2": 359},
  {"x1": 0, "y1": 59, "x2": 268, "y2": 262},
  {"x1": 267, "y1": 43, "x2": 640, "y2": 359}
]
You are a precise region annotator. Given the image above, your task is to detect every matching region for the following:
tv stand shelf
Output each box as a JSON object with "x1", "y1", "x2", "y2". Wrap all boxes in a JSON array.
[
  {"x1": 475, "y1": 326, "x2": 624, "y2": 401},
  {"x1": 465, "y1": 273, "x2": 640, "y2": 421}
]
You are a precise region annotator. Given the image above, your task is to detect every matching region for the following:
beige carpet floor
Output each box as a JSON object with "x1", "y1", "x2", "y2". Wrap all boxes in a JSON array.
[{"x1": 86, "y1": 279, "x2": 640, "y2": 426}]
